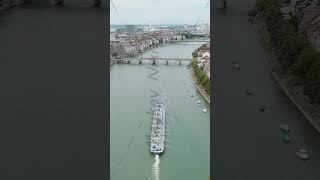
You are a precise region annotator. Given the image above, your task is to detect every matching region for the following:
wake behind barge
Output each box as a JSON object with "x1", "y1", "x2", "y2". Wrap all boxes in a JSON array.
[{"x1": 150, "y1": 103, "x2": 166, "y2": 154}]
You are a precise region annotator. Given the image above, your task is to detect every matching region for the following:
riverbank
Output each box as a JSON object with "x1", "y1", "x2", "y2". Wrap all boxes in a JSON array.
[
  {"x1": 190, "y1": 60, "x2": 210, "y2": 104},
  {"x1": 253, "y1": 12, "x2": 320, "y2": 133}
]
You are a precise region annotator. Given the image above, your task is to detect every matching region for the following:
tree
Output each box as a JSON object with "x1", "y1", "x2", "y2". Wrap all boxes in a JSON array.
[
  {"x1": 278, "y1": 35, "x2": 307, "y2": 68},
  {"x1": 291, "y1": 45, "x2": 320, "y2": 77},
  {"x1": 258, "y1": 0, "x2": 320, "y2": 104},
  {"x1": 270, "y1": 21, "x2": 297, "y2": 47},
  {"x1": 192, "y1": 51, "x2": 198, "y2": 58},
  {"x1": 304, "y1": 80, "x2": 320, "y2": 103}
]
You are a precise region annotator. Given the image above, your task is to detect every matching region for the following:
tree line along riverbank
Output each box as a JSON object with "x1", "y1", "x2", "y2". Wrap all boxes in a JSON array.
[
  {"x1": 253, "y1": 0, "x2": 320, "y2": 132},
  {"x1": 256, "y1": 0, "x2": 320, "y2": 103},
  {"x1": 190, "y1": 44, "x2": 210, "y2": 103}
]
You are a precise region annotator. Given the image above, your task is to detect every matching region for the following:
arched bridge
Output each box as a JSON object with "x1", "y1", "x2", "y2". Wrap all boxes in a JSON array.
[
  {"x1": 112, "y1": 57, "x2": 193, "y2": 65},
  {"x1": 136, "y1": 57, "x2": 192, "y2": 61}
]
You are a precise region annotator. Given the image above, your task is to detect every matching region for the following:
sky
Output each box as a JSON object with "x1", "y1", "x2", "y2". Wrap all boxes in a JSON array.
[{"x1": 110, "y1": 0, "x2": 210, "y2": 25}]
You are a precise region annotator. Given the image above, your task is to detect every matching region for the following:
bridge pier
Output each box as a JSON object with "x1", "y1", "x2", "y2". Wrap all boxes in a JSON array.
[
  {"x1": 139, "y1": 60, "x2": 142, "y2": 64},
  {"x1": 179, "y1": 61, "x2": 181, "y2": 65},
  {"x1": 127, "y1": 60, "x2": 130, "y2": 64},
  {"x1": 166, "y1": 61, "x2": 168, "y2": 65},
  {"x1": 152, "y1": 60, "x2": 156, "y2": 65}
]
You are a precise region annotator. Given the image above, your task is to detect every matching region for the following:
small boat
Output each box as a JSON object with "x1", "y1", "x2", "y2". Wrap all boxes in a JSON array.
[
  {"x1": 234, "y1": 63, "x2": 240, "y2": 70},
  {"x1": 280, "y1": 124, "x2": 290, "y2": 133},
  {"x1": 282, "y1": 134, "x2": 291, "y2": 143},
  {"x1": 190, "y1": 95, "x2": 194, "y2": 97},
  {"x1": 259, "y1": 105, "x2": 265, "y2": 112},
  {"x1": 203, "y1": 109, "x2": 207, "y2": 113},
  {"x1": 296, "y1": 149, "x2": 309, "y2": 160},
  {"x1": 197, "y1": 100, "x2": 201, "y2": 104}
]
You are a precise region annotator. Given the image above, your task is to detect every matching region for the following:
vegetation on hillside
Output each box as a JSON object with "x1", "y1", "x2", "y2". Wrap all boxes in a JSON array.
[
  {"x1": 182, "y1": 33, "x2": 207, "y2": 39},
  {"x1": 257, "y1": 0, "x2": 320, "y2": 103},
  {"x1": 191, "y1": 45, "x2": 210, "y2": 95},
  {"x1": 191, "y1": 61, "x2": 210, "y2": 95}
]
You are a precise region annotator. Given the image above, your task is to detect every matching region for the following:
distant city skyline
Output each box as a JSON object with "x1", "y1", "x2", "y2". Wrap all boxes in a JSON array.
[{"x1": 110, "y1": 0, "x2": 210, "y2": 25}]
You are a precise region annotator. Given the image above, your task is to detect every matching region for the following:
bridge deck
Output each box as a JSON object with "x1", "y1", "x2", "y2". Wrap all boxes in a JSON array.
[
  {"x1": 135, "y1": 57, "x2": 192, "y2": 61},
  {"x1": 113, "y1": 57, "x2": 192, "y2": 65}
]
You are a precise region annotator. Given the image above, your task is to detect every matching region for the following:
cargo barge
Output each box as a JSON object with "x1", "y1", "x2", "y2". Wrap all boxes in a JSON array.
[{"x1": 150, "y1": 103, "x2": 166, "y2": 154}]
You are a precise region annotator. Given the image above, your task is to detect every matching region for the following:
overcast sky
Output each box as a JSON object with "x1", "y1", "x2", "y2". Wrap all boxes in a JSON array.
[{"x1": 110, "y1": 0, "x2": 210, "y2": 25}]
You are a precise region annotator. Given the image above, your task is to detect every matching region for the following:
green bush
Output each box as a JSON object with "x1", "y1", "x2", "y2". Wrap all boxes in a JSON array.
[
  {"x1": 192, "y1": 50, "x2": 198, "y2": 58},
  {"x1": 291, "y1": 46, "x2": 320, "y2": 77},
  {"x1": 278, "y1": 35, "x2": 307, "y2": 68},
  {"x1": 183, "y1": 33, "x2": 206, "y2": 39},
  {"x1": 304, "y1": 80, "x2": 320, "y2": 103}
]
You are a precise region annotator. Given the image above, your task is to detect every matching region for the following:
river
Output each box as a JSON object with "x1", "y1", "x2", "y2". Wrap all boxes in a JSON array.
[
  {"x1": 213, "y1": 0, "x2": 320, "y2": 179},
  {"x1": 110, "y1": 42, "x2": 210, "y2": 180},
  {"x1": 0, "y1": 4, "x2": 107, "y2": 180}
]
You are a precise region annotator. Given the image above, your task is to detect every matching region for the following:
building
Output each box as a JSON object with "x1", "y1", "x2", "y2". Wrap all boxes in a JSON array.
[
  {"x1": 291, "y1": 0, "x2": 320, "y2": 15},
  {"x1": 203, "y1": 58, "x2": 210, "y2": 78},
  {"x1": 110, "y1": 32, "x2": 116, "y2": 41},
  {"x1": 290, "y1": 0, "x2": 320, "y2": 48},
  {"x1": 197, "y1": 51, "x2": 211, "y2": 74},
  {"x1": 126, "y1": 25, "x2": 136, "y2": 35}
]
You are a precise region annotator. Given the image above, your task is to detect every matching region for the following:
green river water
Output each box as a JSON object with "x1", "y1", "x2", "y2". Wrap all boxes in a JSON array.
[{"x1": 110, "y1": 42, "x2": 210, "y2": 180}]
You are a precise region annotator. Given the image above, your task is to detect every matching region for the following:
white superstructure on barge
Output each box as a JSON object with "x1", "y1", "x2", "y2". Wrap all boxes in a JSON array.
[{"x1": 150, "y1": 103, "x2": 166, "y2": 154}]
